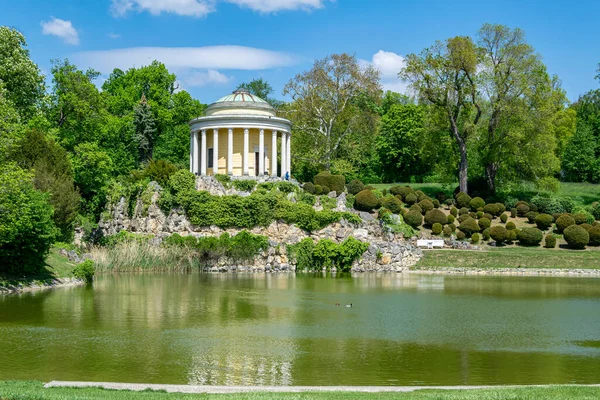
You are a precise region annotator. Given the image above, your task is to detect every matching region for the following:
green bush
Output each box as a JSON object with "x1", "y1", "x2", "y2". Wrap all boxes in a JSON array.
[
  {"x1": 573, "y1": 211, "x2": 594, "y2": 225},
  {"x1": 471, "y1": 233, "x2": 481, "y2": 244},
  {"x1": 169, "y1": 170, "x2": 196, "y2": 196},
  {"x1": 478, "y1": 217, "x2": 491, "y2": 230},
  {"x1": 490, "y1": 226, "x2": 509, "y2": 244},
  {"x1": 432, "y1": 223, "x2": 443, "y2": 235},
  {"x1": 581, "y1": 223, "x2": 593, "y2": 231},
  {"x1": 447, "y1": 214, "x2": 455, "y2": 224},
  {"x1": 404, "y1": 193, "x2": 418, "y2": 205},
  {"x1": 410, "y1": 204, "x2": 422, "y2": 214},
  {"x1": 455, "y1": 192, "x2": 472, "y2": 208},
  {"x1": 525, "y1": 211, "x2": 539, "y2": 224},
  {"x1": 469, "y1": 197, "x2": 485, "y2": 211},
  {"x1": 404, "y1": 210, "x2": 423, "y2": 228},
  {"x1": 415, "y1": 190, "x2": 428, "y2": 202},
  {"x1": 500, "y1": 213, "x2": 508, "y2": 223},
  {"x1": 506, "y1": 221, "x2": 517, "y2": 230},
  {"x1": 346, "y1": 179, "x2": 365, "y2": 195},
  {"x1": 563, "y1": 225, "x2": 589, "y2": 249},
  {"x1": 314, "y1": 171, "x2": 345, "y2": 195},
  {"x1": 458, "y1": 207, "x2": 469, "y2": 216},
  {"x1": 450, "y1": 207, "x2": 458, "y2": 217},
  {"x1": 516, "y1": 203, "x2": 530, "y2": 217},
  {"x1": 443, "y1": 225, "x2": 453, "y2": 237},
  {"x1": 232, "y1": 179, "x2": 257, "y2": 192},
  {"x1": 380, "y1": 196, "x2": 402, "y2": 214},
  {"x1": 458, "y1": 217, "x2": 480, "y2": 237},
  {"x1": 508, "y1": 229, "x2": 518, "y2": 242},
  {"x1": 355, "y1": 189, "x2": 380, "y2": 212},
  {"x1": 314, "y1": 184, "x2": 323, "y2": 195},
  {"x1": 303, "y1": 182, "x2": 315, "y2": 194},
  {"x1": 456, "y1": 231, "x2": 466, "y2": 240},
  {"x1": 511, "y1": 208, "x2": 517, "y2": 218},
  {"x1": 390, "y1": 185, "x2": 414, "y2": 200},
  {"x1": 544, "y1": 234, "x2": 556, "y2": 248},
  {"x1": 457, "y1": 214, "x2": 470, "y2": 224},
  {"x1": 482, "y1": 228, "x2": 491, "y2": 241},
  {"x1": 590, "y1": 202, "x2": 600, "y2": 221},
  {"x1": 518, "y1": 228, "x2": 543, "y2": 246},
  {"x1": 418, "y1": 199, "x2": 434, "y2": 214},
  {"x1": 321, "y1": 185, "x2": 331, "y2": 195},
  {"x1": 556, "y1": 214, "x2": 575, "y2": 233},
  {"x1": 143, "y1": 159, "x2": 177, "y2": 186},
  {"x1": 432, "y1": 199, "x2": 440, "y2": 208},
  {"x1": 214, "y1": 174, "x2": 231, "y2": 186},
  {"x1": 534, "y1": 214, "x2": 554, "y2": 230},
  {"x1": 277, "y1": 182, "x2": 297, "y2": 193},
  {"x1": 72, "y1": 260, "x2": 95, "y2": 283},
  {"x1": 588, "y1": 226, "x2": 600, "y2": 246},
  {"x1": 424, "y1": 209, "x2": 447, "y2": 227},
  {"x1": 476, "y1": 211, "x2": 484, "y2": 219},
  {"x1": 531, "y1": 196, "x2": 570, "y2": 215},
  {"x1": 297, "y1": 237, "x2": 368, "y2": 271},
  {"x1": 447, "y1": 223, "x2": 456, "y2": 233},
  {"x1": 286, "y1": 238, "x2": 314, "y2": 270},
  {"x1": 482, "y1": 213, "x2": 493, "y2": 221}
]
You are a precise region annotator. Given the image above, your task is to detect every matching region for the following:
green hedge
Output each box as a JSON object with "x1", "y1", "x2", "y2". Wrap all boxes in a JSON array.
[
  {"x1": 231, "y1": 180, "x2": 257, "y2": 192},
  {"x1": 563, "y1": 225, "x2": 589, "y2": 249},
  {"x1": 355, "y1": 189, "x2": 379, "y2": 211},
  {"x1": 518, "y1": 228, "x2": 543, "y2": 246},
  {"x1": 287, "y1": 237, "x2": 368, "y2": 272},
  {"x1": 314, "y1": 172, "x2": 345, "y2": 195}
]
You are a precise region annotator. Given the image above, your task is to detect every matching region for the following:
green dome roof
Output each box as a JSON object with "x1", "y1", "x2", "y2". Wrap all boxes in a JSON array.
[{"x1": 215, "y1": 89, "x2": 268, "y2": 104}]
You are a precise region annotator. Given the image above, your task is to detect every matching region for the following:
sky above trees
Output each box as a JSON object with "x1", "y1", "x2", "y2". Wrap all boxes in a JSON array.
[{"x1": 2, "y1": 0, "x2": 599, "y2": 104}]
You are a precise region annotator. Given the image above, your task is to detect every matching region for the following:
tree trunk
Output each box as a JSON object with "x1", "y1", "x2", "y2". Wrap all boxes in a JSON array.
[
  {"x1": 485, "y1": 162, "x2": 498, "y2": 194},
  {"x1": 458, "y1": 139, "x2": 468, "y2": 194}
]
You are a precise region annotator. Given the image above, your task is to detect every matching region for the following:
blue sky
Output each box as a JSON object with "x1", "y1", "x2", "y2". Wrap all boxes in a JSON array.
[{"x1": 2, "y1": 0, "x2": 599, "y2": 104}]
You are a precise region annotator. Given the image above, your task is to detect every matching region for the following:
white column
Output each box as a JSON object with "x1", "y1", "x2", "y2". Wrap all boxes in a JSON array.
[
  {"x1": 280, "y1": 131, "x2": 286, "y2": 178},
  {"x1": 193, "y1": 130, "x2": 199, "y2": 175},
  {"x1": 200, "y1": 129, "x2": 207, "y2": 176},
  {"x1": 189, "y1": 131, "x2": 194, "y2": 173},
  {"x1": 258, "y1": 129, "x2": 265, "y2": 176},
  {"x1": 227, "y1": 128, "x2": 233, "y2": 175},
  {"x1": 271, "y1": 130, "x2": 278, "y2": 177},
  {"x1": 286, "y1": 132, "x2": 291, "y2": 177},
  {"x1": 213, "y1": 129, "x2": 219, "y2": 175},
  {"x1": 243, "y1": 128, "x2": 249, "y2": 176}
]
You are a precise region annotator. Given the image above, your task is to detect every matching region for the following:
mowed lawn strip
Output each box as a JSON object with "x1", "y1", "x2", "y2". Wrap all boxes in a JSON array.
[
  {"x1": 416, "y1": 247, "x2": 600, "y2": 270},
  {"x1": 2, "y1": 381, "x2": 600, "y2": 400}
]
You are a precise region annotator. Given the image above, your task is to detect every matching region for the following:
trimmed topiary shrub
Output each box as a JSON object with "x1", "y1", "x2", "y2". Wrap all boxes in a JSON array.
[
  {"x1": 506, "y1": 221, "x2": 516, "y2": 231},
  {"x1": 563, "y1": 224, "x2": 589, "y2": 249},
  {"x1": 482, "y1": 228, "x2": 491, "y2": 241},
  {"x1": 573, "y1": 213, "x2": 589, "y2": 225},
  {"x1": 456, "y1": 230, "x2": 466, "y2": 240},
  {"x1": 314, "y1": 171, "x2": 345, "y2": 195},
  {"x1": 447, "y1": 214, "x2": 455, "y2": 224},
  {"x1": 534, "y1": 214, "x2": 554, "y2": 230},
  {"x1": 404, "y1": 210, "x2": 423, "y2": 228},
  {"x1": 581, "y1": 223, "x2": 593, "y2": 232},
  {"x1": 471, "y1": 233, "x2": 481, "y2": 244},
  {"x1": 458, "y1": 214, "x2": 471, "y2": 223},
  {"x1": 511, "y1": 208, "x2": 517, "y2": 218},
  {"x1": 303, "y1": 182, "x2": 315, "y2": 194},
  {"x1": 518, "y1": 228, "x2": 543, "y2": 246},
  {"x1": 516, "y1": 203, "x2": 530, "y2": 217},
  {"x1": 443, "y1": 225, "x2": 453, "y2": 237},
  {"x1": 354, "y1": 189, "x2": 379, "y2": 212},
  {"x1": 469, "y1": 197, "x2": 485, "y2": 211},
  {"x1": 432, "y1": 223, "x2": 443, "y2": 235},
  {"x1": 380, "y1": 196, "x2": 402, "y2": 214},
  {"x1": 478, "y1": 217, "x2": 491, "y2": 230},
  {"x1": 405, "y1": 193, "x2": 418, "y2": 205},
  {"x1": 459, "y1": 207, "x2": 469, "y2": 215},
  {"x1": 507, "y1": 228, "x2": 518, "y2": 242},
  {"x1": 450, "y1": 206, "x2": 458, "y2": 217},
  {"x1": 321, "y1": 185, "x2": 331, "y2": 194},
  {"x1": 458, "y1": 217, "x2": 480, "y2": 237},
  {"x1": 346, "y1": 179, "x2": 365, "y2": 195},
  {"x1": 418, "y1": 199, "x2": 434, "y2": 214},
  {"x1": 424, "y1": 209, "x2": 448, "y2": 227},
  {"x1": 500, "y1": 213, "x2": 508, "y2": 223},
  {"x1": 525, "y1": 211, "x2": 539, "y2": 224},
  {"x1": 544, "y1": 234, "x2": 556, "y2": 248},
  {"x1": 415, "y1": 190, "x2": 428, "y2": 202},
  {"x1": 73, "y1": 260, "x2": 95, "y2": 283},
  {"x1": 476, "y1": 211, "x2": 484, "y2": 219},
  {"x1": 482, "y1": 213, "x2": 493, "y2": 221},
  {"x1": 469, "y1": 212, "x2": 478, "y2": 219},
  {"x1": 556, "y1": 214, "x2": 575, "y2": 233},
  {"x1": 456, "y1": 192, "x2": 472, "y2": 208},
  {"x1": 588, "y1": 226, "x2": 600, "y2": 246},
  {"x1": 390, "y1": 186, "x2": 414, "y2": 200},
  {"x1": 433, "y1": 199, "x2": 440, "y2": 208},
  {"x1": 490, "y1": 226, "x2": 509, "y2": 245},
  {"x1": 314, "y1": 184, "x2": 323, "y2": 195},
  {"x1": 410, "y1": 204, "x2": 422, "y2": 214}
]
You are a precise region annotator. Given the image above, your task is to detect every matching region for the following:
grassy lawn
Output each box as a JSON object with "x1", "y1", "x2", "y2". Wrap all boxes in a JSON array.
[
  {"x1": 1, "y1": 381, "x2": 600, "y2": 400},
  {"x1": 0, "y1": 247, "x2": 75, "y2": 288},
  {"x1": 416, "y1": 246, "x2": 600, "y2": 270}
]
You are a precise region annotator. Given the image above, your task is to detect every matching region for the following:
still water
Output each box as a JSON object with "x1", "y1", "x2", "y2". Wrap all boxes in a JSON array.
[{"x1": 1, "y1": 273, "x2": 600, "y2": 386}]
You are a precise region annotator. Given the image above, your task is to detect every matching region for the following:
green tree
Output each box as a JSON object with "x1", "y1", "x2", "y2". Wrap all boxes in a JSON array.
[
  {"x1": 562, "y1": 123, "x2": 599, "y2": 182},
  {"x1": 401, "y1": 36, "x2": 482, "y2": 193},
  {"x1": 0, "y1": 164, "x2": 57, "y2": 274},
  {"x1": 71, "y1": 142, "x2": 114, "y2": 215},
  {"x1": 0, "y1": 27, "x2": 45, "y2": 120},
  {"x1": 0, "y1": 83, "x2": 22, "y2": 162},
  {"x1": 133, "y1": 94, "x2": 158, "y2": 162},
  {"x1": 239, "y1": 78, "x2": 283, "y2": 108}
]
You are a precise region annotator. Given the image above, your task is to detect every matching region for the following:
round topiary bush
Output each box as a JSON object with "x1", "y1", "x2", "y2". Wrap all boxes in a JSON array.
[
  {"x1": 588, "y1": 226, "x2": 600, "y2": 246},
  {"x1": 433, "y1": 199, "x2": 440, "y2": 208},
  {"x1": 365, "y1": 185, "x2": 375, "y2": 191},
  {"x1": 380, "y1": 196, "x2": 402, "y2": 214},
  {"x1": 447, "y1": 214, "x2": 455, "y2": 224},
  {"x1": 471, "y1": 233, "x2": 481, "y2": 244},
  {"x1": 458, "y1": 217, "x2": 480, "y2": 237},
  {"x1": 314, "y1": 184, "x2": 323, "y2": 195},
  {"x1": 418, "y1": 199, "x2": 434, "y2": 214},
  {"x1": 495, "y1": 203, "x2": 506, "y2": 216},
  {"x1": 424, "y1": 209, "x2": 448, "y2": 227},
  {"x1": 469, "y1": 197, "x2": 485, "y2": 211},
  {"x1": 556, "y1": 214, "x2": 575, "y2": 233},
  {"x1": 534, "y1": 213, "x2": 554, "y2": 230},
  {"x1": 482, "y1": 228, "x2": 491, "y2": 241},
  {"x1": 415, "y1": 190, "x2": 428, "y2": 202},
  {"x1": 508, "y1": 228, "x2": 518, "y2": 242},
  {"x1": 518, "y1": 228, "x2": 543, "y2": 246},
  {"x1": 490, "y1": 226, "x2": 509, "y2": 245},
  {"x1": 450, "y1": 207, "x2": 458, "y2": 217},
  {"x1": 443, "y1": 225, "x2": 453, "y2": 237},
  {"x1": 390, "y1": 185, "x2": 414, "y2": 200},
  {"x1": 456, "y1": 230, "x2": 466, "y2": 240},
  {"x1": 580, "y1": 223, "x2": 593, "y2": 232},
  {"x1": 410, "y1": 204, "x2": 422, "y2": 214},
  {"x1": 469, "y1": 212, "x2": 478, "y2": 219},
  {"x1": 321, "y1": 185, "x2": 331, "y2": 195},
  {"x1": 525, "y1": 211, "x2": 539, "y2": 224},
  {"x1": 456, "y1": 192, "x2": 472, "y2": 208},
  {"x1": 544, "y1": 234, "x2": 556, "y2": 248},
  {"x1": 500, "y1": 213, "x2": 508, "y2": 223},
  {"x1": 354, "y1": 189, "x2": 379, "y2": 212},
  {"x1": 517, "y1": 203, "x2": 530, "y2": 217},
  {"x1": 404, "y1": 210, "x2": 423, "y2": 228},
  {"x1": 573, "y1": 213, "x2": 589, "y2": 225},
  {"x1": 303, "y1": 182, "x2": 315, "y2": 194},
  {"x1": 506, "y1": 221, "x2": 516, "y2": 230},
  {"x1": 563, "y1": 224, "x2": 589, "y2": 249},
  {"x1": 511, "y1": 208, "x2": 517, "y2": 218},
  {"x1": 478, "y1": 217, "x2": 491, "y2": 230},
  {"x1": 552, "y1": 213, "x2": 563, "y2": 222},
  {"x1": 459, "y1": 207, "x2": 469, "y2": 216},
  {"x1": 432, "y1": 223, "x2": 443, "y2": 235},
  {"x1": 458, "y1": 213, "x2": 471, "y2": 223},
  {"x1": 476, "y1": 211, "x2": 484, "y2": 219},
  {"x1": 482, "y1": 213, "x2": 493, "y2": 221},
  {"x1": 405, "y1": 193, "x2": 418, "y2": 205},
  {"x1": 314, "y1": 171, "x2": 345, "y2": 195},
  {"x1": 346, "y1": 179, "x2": 365, "y2": 195},
  {"x1": 448, "y1": 223, "x2": 456, "y2": 232},
  {"x1": 483, "y1": 203, "x2": 498, "y2": 216}
]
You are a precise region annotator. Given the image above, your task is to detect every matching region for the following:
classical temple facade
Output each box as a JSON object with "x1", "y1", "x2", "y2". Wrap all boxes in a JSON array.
[{"x1": 188, "y1": 89, "x2": 292, "y2": 178}]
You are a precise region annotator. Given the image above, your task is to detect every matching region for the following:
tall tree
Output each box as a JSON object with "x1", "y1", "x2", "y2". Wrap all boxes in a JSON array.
[
  {"x1": 238, "y1": 78, "x2": 282, "y2": 108},
  {"x1": 0, "y1": 83, "x2": 22, "y2": 162},
  {"x1": 284, "y1": 53, "x2": 381, "y2": 171},
  {"x1": 133, "y1": 94, "x2": 158, "y2": 162},
  {"x1": 401, "y1": 36, "x2": 482, "y2": 193}
]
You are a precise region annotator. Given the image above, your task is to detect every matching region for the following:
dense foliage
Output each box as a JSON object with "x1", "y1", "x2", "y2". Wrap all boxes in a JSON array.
[{"x1": 287, "y1": 237, "x2": 369, "y2": 271}]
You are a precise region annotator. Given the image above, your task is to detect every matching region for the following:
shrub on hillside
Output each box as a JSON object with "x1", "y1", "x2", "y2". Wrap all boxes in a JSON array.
[
  {"x1": 478, "y1": 217, "x2": 491, "y2": 230},
  {"x1": 433, "y1": 199, "x2": 440, "y2": 208},
  {"x1": 516, "y1": 203, "x2": 530, "y2": 217},
  {"x1": 447, "y1": 223, "x2": 456, "y2": 232},
  {"x1": 232, "y1": 179, "x2": 257, "y2": 192},
  {"x1": 390, "y1": 185, "x2": 414, "y2": 200},
  {"x1": 456, "y1": 230, "x2": 466, "y2": 240},
  {"x1": 143, "y1": 159, "x2": 177, "y2": 187},
  {"x1": 500, "y1": 213, "x2": 508, "y2": 223},
  {"x1": 458, "y1": 217, "x2": 480, "y2": 237},
  {"x1": 404, "y1": 193, "x2": 418, "y2": 205},
  {"x1": 556, "y1": 214, "x2": 575, "y2": 233},
  {"x1": 544, "y1": 234, "x2": 556, "y2": 248},
  {"x1": 415, "y1": 190, "x2": 428, "y2": 202},
  {"x1": 72, "y1": 260, "x2": 95, "y2": 283},
  {"x1": 380, "y1": 196, "x2": 402, "y2": 214},
  {"x1": 482, "y1": 228, "x2": 491, "y2": 241},
  {"x1": 424, "y1": 209, "x2": 447, "y2": 227},
  {"x1": 432, "y1": 223, "x2": 443, "y2": 235},
  {"x1": 410, "y1": 204, "x2": 422, "y2": 214},
  {"x1": 303, "y1": 182, "x2": 315, "y2": 194},
  {"x1": 456, "y1": 192, "x2": 472, "y2": 208},
  {"x1": 418, "y1": 199, "x2": 434, "y2": 214},
  {"x1": 506, "y1": 221, "x2": 517, "y2": 231},
  {"x1": 471, "y1": 233, "x2": 481, "y2": 244},
  {"x1": 404, "y1": 210, "x2": 423, "y2": 228},
  {"x1": 443, "y1": 225, "x2": 453, "y2": 237},
  {"x1": 469, "y1": 197, "x2": 485, "y2": 211},
  {"x1": 588, "y1": 226, "x2": 600, "y2": 246},
  {"x1": 354, "y1": 189, "x2": 379, "y2": 212},
  {"x1": 534, "y1": 214, "x2": 554, "y2": 230},
  {"x1": 435, "y1": 191, "x2": 447, "y2": 203},
  {"x1": 525, "y1": 211, "x2": 539, "y2": 224},
  {"x1": 458, "y1": 207, "x2": 469, "y2": 215},
  {"x1": 458, "y1": 214, "x2": 471, "y2": 223},
  {"x1": 450, "y1": 207, "x2": 458, "y2": 217},
  {"x1": 314, "y1": 184, "x2": 323, "y2": 195},
  {"x1": 314, "y1": 171, "x2": 345, "y2": 195},
  {"x1": 581, "y1": 223, "x2": 593, "y2": 232},
  {"x1": 511, "y1": 208, "x2": 517, "y2": 218},
  {"x1": 447, "y1": 214, "x2": 455, "y2": 224},
  {"x1": 507, "y1": 228, "x2": 518, "y2": 242},
  {"x1": 518, "y1": 228, "x2": 543, "y2": 246},
  {"x1": 563, "y1": 225, "x2": 589, "y2": 249},
  {"x1": 321, "y1": 185, "x2": 331, "y2": 195},
  {"x1": 346, "y1": 179, "x2": 365, "y2": 195},
  {"x1": 591, "y1": 202, "x2": 600, "y2": 221},
  {"x1": 490, "y1": 226, "x2": 509, "y2": 245},
  {"x1": 573, "y1": 213, "x2": 589, "y2": 225}
]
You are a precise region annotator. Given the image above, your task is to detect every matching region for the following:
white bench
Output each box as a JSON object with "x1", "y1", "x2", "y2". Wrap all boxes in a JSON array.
[{"x1": 417, "y1": 239, "x2": 444, "y2": 249}]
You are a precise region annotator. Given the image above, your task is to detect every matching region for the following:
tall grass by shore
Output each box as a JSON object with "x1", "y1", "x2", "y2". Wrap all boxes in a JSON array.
[{"x1": 90, "y1": 241, "x2": 201, "y2": 272}]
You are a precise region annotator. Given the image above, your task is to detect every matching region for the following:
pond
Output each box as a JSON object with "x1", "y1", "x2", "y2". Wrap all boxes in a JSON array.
[{"x1": 1, "y1": 272, "x2": 600, "y2": 386}]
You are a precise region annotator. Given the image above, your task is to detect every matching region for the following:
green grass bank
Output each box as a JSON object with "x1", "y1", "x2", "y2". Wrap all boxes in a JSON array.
[
  {"x1": 2, "y1": 382, "x2": 600, "y2": 400},
  {"x1": 0, "y1": 248, "x2": 75, "y2": 289}
]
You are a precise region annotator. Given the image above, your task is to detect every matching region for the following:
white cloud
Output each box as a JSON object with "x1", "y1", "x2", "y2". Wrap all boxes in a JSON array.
[
  {"x1": 107, "y1": 33, "x2": 121, "y2": 39},
  {"x1": 361, "y1": 50, "x2": 407, "y2": 93},
  {"x1": 73, "y1": 45, "x2": 296, "y2": 74},
  {"x1": 184, "y1": 70, "x2": 232, "y2": 87},
  {"x1": 111, "y1": 0, "x2": 215, "y2": 17},
  {"x1": 225, "y1": 0, "x2": 327, "y2": 12},
  {"x1": 40, "y1": 17, "x2": 80, "y2": 45}
]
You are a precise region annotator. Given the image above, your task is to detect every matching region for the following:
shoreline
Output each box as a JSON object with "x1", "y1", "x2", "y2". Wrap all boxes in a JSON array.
[
  {"x1": 409, "y1": 266, "x2": 600, "y2": 277},
  {"x1": 0, "y1": 277, "x2": 84, "y2": 295}
]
